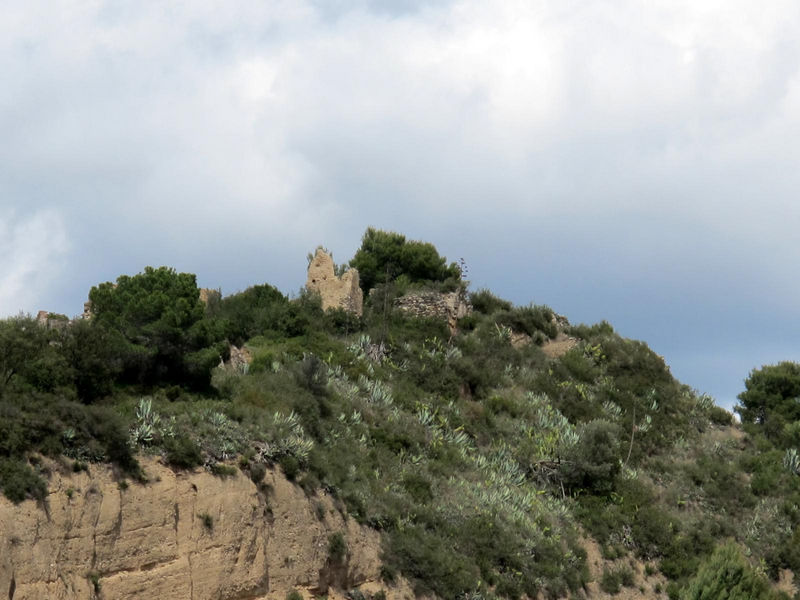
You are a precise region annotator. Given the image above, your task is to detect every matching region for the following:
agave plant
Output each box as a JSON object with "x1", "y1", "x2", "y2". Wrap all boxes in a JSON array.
[
  {"x1": 602, "y1": 400, "x2": 623, "y2": 420},
  {"x1": 783, "y1": 448, "x2": 800, "y2": 475},
  {"x1": 130, "y1": 397, "x2": 162, "y2": 447},
  {"x1": 357, "y1": 375, "x2": 393, "y2": 406},
  {"x1": 494, "y1": 323, "x2": 512, "y2": 341}
]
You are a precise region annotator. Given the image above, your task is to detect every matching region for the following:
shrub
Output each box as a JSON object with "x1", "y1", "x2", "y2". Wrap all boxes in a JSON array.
[
  {"x1": 681, "y1": 542, "x2": 789, "y2": 600},
  {"x1": 469, "y1": 289, "x2": 512, "y2": 315},
  {"x1": 401, "y1": 472, "x2": 433, "y2": 504},
  {"x1": 164, "y1": 433, "x2": 203, "y2": 469},
  {"x1": 61, "y1": 319, "x2": 122, "y2": 402},
  {"x1": 564, "y1": 419, "x2": 622, "y2": 493},
  {"x1": 631, "y1": 506, "x2": 675, "y2": 559},
  {"x1": 199, "y1": 512, "x2": 214, "y2": 531},
  {"x1": 209, "y1": 463, "x2": 237, "y2": 478},
  {"x1": 328, "y1": 531, "x2": 348, "y2": 563},
  {"x1": 0, "y1": 458, "x2": 47, "y2": 504},
  {"x1": 323, "y1": 308, "x2": 364, "y2": 335},
  {"x1": 708, "y1": 405, "x2": 733, "y2": 427},
  {"x1": 600, "y1": 566, "x2": 635, "y2": 594},
  {"x1": 568, "y1": 320, "x2": 614, "y2": 340},
  {"x1": 0, "y1": 315, "x2": 50, "y2": 394},
  {"x1": 85, "y1": 405, "x2": 139, "y2": 473},
  {"x1": 88, "y1": 571, "x2": 101, "y2": 593},
  {"x1": 385, "y1": 525, "x2": 480, "y2": 599},
  {"x1": 294, "y1": 354, "x2": 328, "y2": 396},
  {"x1": 286, "y1": 589, "x2": 303, "y2": 600},
  {"x1": 279, "y1": 455, "x2": 300, "y2": 481},
  {"x1": 494, "y1": 305, "x2": 557, "y2": 339},
  {"x1": 248, "y1": 461, "x2": 267, "y2": 484}
]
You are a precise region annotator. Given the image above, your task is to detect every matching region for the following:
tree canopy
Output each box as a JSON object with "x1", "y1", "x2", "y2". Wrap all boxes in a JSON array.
[
  {"x1": 0, "y1": 315, "x2": 51, "y2": 394},
  {"x1": 212, "y1": 283, "x2": 289, "y2": 346},
  {"x1": 349, "y1": 227, "x2": 460, "y2": 292},
  {"x1": 89, "y1": 266, "x2": 226, "y2": 388},
  {"x1": 736, "y1": 362, "x2": 800, "y2": 435}
]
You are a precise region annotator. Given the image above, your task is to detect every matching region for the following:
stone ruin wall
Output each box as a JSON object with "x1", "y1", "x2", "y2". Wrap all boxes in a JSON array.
[
  {"x1": 198, "y1": 288, "x2": 220, "y2": 306},
  {"x1": 393, "y1": 290, "x2": 472, "y2": 335},
  {"x1": 306, "y1": 249, "x2": 363, "y2": 316}
]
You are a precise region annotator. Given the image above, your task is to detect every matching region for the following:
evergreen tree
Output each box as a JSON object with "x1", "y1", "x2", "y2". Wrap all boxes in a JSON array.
[{"x1": 681, "y1": 542, "x2": 788, "y2": 600}]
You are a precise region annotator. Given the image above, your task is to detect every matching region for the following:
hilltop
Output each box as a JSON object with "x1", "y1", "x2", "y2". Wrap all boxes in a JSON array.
[{"x1": 1, "y1": 228, "x2": 799, "y2": 600}]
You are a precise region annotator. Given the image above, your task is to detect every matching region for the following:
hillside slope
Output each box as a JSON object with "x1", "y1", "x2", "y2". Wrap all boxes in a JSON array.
[{"x1": 2, "y1": 231, "x2": 799, "y2": 600}]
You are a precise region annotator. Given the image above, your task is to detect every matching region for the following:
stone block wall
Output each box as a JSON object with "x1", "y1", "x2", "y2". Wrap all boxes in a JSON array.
[{"x1": 393, "y1": 290, "x2": 471, "y2": 335}]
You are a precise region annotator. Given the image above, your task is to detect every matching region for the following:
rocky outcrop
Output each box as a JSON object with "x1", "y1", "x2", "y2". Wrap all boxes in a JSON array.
[
  {"x1": 35, "y1": 311, "x2": 69, "y2": 330},
  {"x1": 0, "y1": 458, "x2": 411, "y2": 600},
  {"x1": 541, "y1": 333, "x2": 579, "y2": 358},
  {"x1": 306, "y1": 250, "x2": 363, "y2": 316},
  {"x1": 221, "y1": 344, "x2": 253, "y2": 373},
  {"x1": 393, "y1": 290, "x2": 471, "y2": 335}
]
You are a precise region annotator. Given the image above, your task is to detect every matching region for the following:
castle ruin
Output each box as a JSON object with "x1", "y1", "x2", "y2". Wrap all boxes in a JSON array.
[{"x1": 306, "y1": 249, "x2": 363, "y2": 316}]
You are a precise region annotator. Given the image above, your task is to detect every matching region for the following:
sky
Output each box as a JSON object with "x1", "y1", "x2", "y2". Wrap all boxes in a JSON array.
[{"x1": 3, "y1": 0, "x2": 800, "y2": 410}]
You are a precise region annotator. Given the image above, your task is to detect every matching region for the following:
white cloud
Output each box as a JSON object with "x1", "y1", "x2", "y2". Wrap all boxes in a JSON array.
[{"x1": 0, "y1": 210, "x2": 69, "y2": 317}]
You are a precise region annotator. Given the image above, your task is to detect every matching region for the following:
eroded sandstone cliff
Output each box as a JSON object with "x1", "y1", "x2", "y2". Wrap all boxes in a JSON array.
[{"x1": 0, "y1": 458, "x2": 411, "y2": 600}]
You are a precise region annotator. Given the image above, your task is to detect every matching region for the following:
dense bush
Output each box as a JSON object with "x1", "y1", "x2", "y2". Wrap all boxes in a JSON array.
[
  {"x1": 163, "y1": 433, "x2": 203, "y2": 469},
  {"x1": 494, "y1": 304, "x2": 557, "y2": 339},
  {"x1": 0, "y1": 458, "x2": 47, "y2": 504},
  {"x1": 61, "y1": 319, "x2": 123, "y2": 402},
  {"x1": 469, "y1": 289, "x2": 512, "y2": 315},
  {"x1": 600, "y1": 566, "x2": 635, "y2": 594},
  {"x1": 214, "y1": 283, "x2": 289, "y2": 345},
  {"x1": 708, "y1": 405, "x2": 733, "y2": 426},
  {"x1": 0, "y1": 315, "x2": 65, "y2": 395},
  {"x1": 328, "y1": 531, "x2": 348, "y2": 563},
  {"x1": 385, "y1": 525, "x2": 481, "y2": 599},
  {"x1": 564, "y1": 419, "x2": 622, "y2": 493}
]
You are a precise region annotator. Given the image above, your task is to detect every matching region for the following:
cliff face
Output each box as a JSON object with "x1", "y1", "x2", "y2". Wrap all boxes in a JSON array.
[{"x1": 0, "y1": 458, "x2": 408, "y2": 600}]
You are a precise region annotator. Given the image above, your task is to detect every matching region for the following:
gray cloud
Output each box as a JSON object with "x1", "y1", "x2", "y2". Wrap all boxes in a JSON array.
[{"x1": 4, "y1": 0, "x2": 800, "y2": 407}]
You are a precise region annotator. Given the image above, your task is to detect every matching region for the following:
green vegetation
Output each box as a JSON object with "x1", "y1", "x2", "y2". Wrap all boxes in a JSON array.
[
  {"x1": 328, "y1": 531, "x2": 348, "y2": 564},
  {"x1": 88, "y1": 571, "x2": 101, "y2": 593},
  {"x1": 681, "y1": 543, "x2": 789, "y2": 600},
  {"x1": 600, "y1": 566, "x2": 635, "y2": 594},
  {"x1": 737, "y1": 362, "x2": 800, "y2": 443},
  {"x1": 349, "y1": 227, "x2": 461, "y2": 292},
  {"x1": 199, "y1": 512, "x2": 214, "y2": 531},
  {"x1": 89, "y1": 266, "x2": 227, "y2": 389},
  {"x1": 286, "y1": 589, "x2": 303, "y2": 600},
  {"x1": 0, "y1": 228, "x2": 798, "y2": 600}
]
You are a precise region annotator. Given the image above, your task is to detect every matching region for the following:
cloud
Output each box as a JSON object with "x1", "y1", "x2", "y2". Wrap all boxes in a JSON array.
[
  {"x1": 2, "y1": 0, "x2": 800, "y2": 404},
  {"x1": 0, "y1": 210, "x2": 69, "y2": 316}
]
